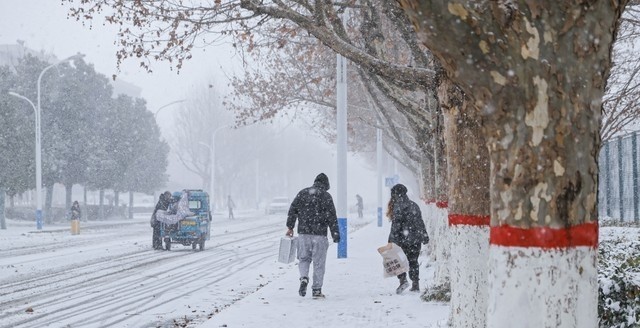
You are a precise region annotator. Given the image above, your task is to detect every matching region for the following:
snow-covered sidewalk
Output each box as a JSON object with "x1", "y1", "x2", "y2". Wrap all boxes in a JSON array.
[{"x1": 198, "y1": 219, "x2": 449, "y2": 328}]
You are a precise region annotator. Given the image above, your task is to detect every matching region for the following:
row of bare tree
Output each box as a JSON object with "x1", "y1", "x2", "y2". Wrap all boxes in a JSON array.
[{"x1": 63, "y1": 1, "x2": 638, "y2": 326}]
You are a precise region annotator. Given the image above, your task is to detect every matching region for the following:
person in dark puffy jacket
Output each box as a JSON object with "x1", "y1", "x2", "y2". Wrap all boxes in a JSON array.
[
  {"x1": 70, "y1": 201, "x2": 82, "y2": 221},
  {"x1": 151, "y1": 191, "x2": 172, "y2": 250},
  {"x1": 286, "y1": 173, "x2": 340, "y2": 299},
  {"x1": 387, "y1": 183, "x2": 429, "y2": 294}
]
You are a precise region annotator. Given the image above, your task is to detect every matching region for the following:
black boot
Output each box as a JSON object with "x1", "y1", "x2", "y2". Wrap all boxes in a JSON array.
[
  {"x1": 312, "y1": 288, "x2": 325, "y2": 299},
  {"x1": 410, "y1": 281, "x2": 420, "y2": 292},
  {"x1": 298, "y1": 277, "x2": 309, "y2": 297},
  {"x1": 396, "y1": 276, "x2": 409, "y2": 294}
]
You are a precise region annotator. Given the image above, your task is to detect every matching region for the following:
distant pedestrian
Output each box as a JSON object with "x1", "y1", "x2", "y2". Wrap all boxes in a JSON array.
[
  {"x1": 286, "y1": 173, "x2": 340, "y2": 298},
  {"x1": 356, "y1": 194, "x2": 363, "y2": 218},
  {"x1": 227, "y1": 195, "x2": 235, "y2": 220},
  {"x1": 70, "y1": 201, "x2": 82, "y2": 221},
  {"x1": 387, "y1": 184, "x2": 429, "y2": 294},
  {"x1": 151, "y1": 191, "x2": 171, "y2": 250}
]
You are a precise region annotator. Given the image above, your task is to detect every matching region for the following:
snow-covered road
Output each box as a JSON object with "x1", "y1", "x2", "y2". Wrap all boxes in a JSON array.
[{"x1": 0, "y1": 211, "x2": 297, "y2": 328}]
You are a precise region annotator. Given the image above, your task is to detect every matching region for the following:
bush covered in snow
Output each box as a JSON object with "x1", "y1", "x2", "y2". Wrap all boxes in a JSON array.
[
  {"x1": 421, "y1": 281, "x2": 451, "y2": 303},
  {"x1": 598, "y1": 231, "x2": 640, "y2": 328}
]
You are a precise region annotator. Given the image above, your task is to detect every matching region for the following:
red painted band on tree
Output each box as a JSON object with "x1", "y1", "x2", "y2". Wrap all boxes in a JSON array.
[
  {"x1": 435, "y1": 201, "x2": 448, "y2": 209},
  {"x1": 448, "y1": 214, "x2": 490, "y2": 226},
  {"x1": 490, "y1": 222, "x2": 598, "y2": 249}
]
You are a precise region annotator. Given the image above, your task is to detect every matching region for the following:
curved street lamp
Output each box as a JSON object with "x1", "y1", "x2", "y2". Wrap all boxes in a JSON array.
[
  {"x1": 153, "y1": 99, "x2": 186, "y2": 119},
  {"x1": 8, "y1": 53, "x2": 85, "y2": 230}
]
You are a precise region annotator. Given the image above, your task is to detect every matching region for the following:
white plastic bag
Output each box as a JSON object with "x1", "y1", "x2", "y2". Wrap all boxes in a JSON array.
[
  {"x1": 377, "y1": 243, "x2": 409, "y2": 278},
  {"x1": 278, "y1": 236, "x2": 298, "y2": 264}
]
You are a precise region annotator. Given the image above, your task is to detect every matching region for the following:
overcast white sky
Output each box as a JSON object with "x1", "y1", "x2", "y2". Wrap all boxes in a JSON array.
[
  {"x1": 0, "y1": 1, "x2": 268, "y2": 192},
  {"x1": 0, "y1": 1, "x2": 412, "y2": 208},
  {"x1": 0, "y1": 0, "x2": 239, "y2": 131}
]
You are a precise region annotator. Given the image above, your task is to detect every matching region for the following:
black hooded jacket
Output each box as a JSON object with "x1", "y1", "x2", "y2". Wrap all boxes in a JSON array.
[
  {"x1": 388, "y1": 185, "x2": 429, "y2": 247},
  {"x1": 287, "y1": 173, "x2": 340, "y2": 242}
]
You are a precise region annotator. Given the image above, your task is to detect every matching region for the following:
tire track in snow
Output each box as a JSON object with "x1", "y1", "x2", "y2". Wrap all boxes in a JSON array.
[{"x1": 0, "y1": 219, "x2": 285, "y2": 328}]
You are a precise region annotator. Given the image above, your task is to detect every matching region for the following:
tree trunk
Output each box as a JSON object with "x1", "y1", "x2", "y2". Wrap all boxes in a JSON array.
[
  {"x1": 431, "y1": 103, "x2": 451, "y2": 286},
  {"x1": 398, "y1": 1, "x2": 626, "y2": 326},
  {"x1": 9, "y1": 194, "x2": 14, "y2": 208},
  {"x1": 45, "y1": 184, "x2": 53, "y2": 224},
  {"x1": 419, "y1": 161, "x2": 435, "y2": 202},
  {"x1": 65, "y1": 184, "x2": 72, "y2": 212},
  {"x1": 440, "y1": 75, "x2": 490, "y2": 328},
  {"x1": 99, "y1": 189, "x2": 105, "y2": 220},
  {"x1": 114, "y1": 191, "x2": 120, "y2": 207},
  {"x1": 129, "y1": 191, "x2": 134, "y2": 219},
  {"x1": 0, "y1": 189, "x2": 6, "y2": 230},
  {"x1": 83, "y1": 186, "x2": 87, "y2": 207}
]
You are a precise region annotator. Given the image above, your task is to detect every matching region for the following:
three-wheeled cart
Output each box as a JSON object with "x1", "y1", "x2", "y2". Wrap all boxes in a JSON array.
[{"x1": 160, "y1": 189, "x2": 211, "y2": 251}]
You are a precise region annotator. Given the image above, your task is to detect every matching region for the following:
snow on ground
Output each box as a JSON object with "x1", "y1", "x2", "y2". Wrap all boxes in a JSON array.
[
  {"x1": 1, "y1": 210, "x2": 289, "y2": 327},
  {"x1": 197, "y1": 216, "x2": 450, "y2": 328},
  {"x1": 4, "y1": 208, "x2": 633, "y2": 328},
  {"x1": 0, "y1": 209, "x2": 448, "y2": 328}
]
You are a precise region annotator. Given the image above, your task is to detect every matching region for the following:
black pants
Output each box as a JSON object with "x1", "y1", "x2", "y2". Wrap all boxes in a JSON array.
[
  {"x1": 397, "y1": 243, "x2": 421, "y2": 283},
  {"x1": 152, "y1": 224, "x2": 162, "y2": 249}
]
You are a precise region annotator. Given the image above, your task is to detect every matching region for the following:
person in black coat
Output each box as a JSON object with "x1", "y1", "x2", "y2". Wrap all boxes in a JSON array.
[
  {"x1": 286, "y1": 173, "x2": 340, "y2": 298},
  {"x1": 70, "y1": 201, "x2": 82, "y2": 221},
  {"x1": 151, "y1": 191, "x2": 172, "y2": 250},
  {"x1": 387, "y1": 184, "x2": 429, "y2": 294}
]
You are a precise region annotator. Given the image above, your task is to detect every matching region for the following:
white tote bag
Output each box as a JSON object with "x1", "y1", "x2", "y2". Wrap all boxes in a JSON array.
[
  {"x1": 377, "y1": 243, "x2": 410, "y2": 278},
  {"x1": 278, "y1": 236, "x2": 298, "y2": 264}
]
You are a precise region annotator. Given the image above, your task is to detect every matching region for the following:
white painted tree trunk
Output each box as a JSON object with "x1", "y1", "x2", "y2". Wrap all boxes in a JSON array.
[
  {"x1": 487, "y1": 246, "x2": 597, "y2": 328},
  {"x1": 432, "y1": 204, "x2": 450, "y2": 286},
  {"x1": 450, "y1": 225, "x2": 489, "y2": 327},
  {"x1": 422, "y1": 202, "x2": 440, "y2": 262}
]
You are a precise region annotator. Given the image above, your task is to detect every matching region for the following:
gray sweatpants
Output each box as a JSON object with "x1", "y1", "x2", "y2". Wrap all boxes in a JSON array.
[{"x1": 297, "y1": 234, "x2": 329, "y2": 289}]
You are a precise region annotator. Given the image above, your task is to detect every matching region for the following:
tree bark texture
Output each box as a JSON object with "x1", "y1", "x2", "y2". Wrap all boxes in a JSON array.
[
  {"x1": 399, "y1": 1, "x2": 626, "y2": 327},
  {"x1": 65, "y1": 184, "x2": 72, "y2": 212},
  {"x1": 45, "y1": 184, "x2": 53, "y2": 224},
  {"x1": 434, "y1": 108, "x2": 449, "y2": 207},
  {"x1": 0, "y1": 190, "x2": 5, "y2": 230},
  {"x1": 419, "y1": 158, "x2": 435, "y2": 202},
  {"x1": 440, "y1": 75, "x2": 490, "y2": 328}
]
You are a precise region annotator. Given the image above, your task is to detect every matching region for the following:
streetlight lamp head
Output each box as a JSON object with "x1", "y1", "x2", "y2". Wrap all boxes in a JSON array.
[{"x1": 8, "y1": 91, "x2": 19, "y2": 97}]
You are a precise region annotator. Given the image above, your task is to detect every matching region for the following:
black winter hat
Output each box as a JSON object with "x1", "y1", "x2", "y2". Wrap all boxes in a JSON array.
[
  {"x1": 391, "y1": 184, "x2": 407, "y2": 197},
  {"x1": 314, "y1": 173, "x2": 330, "y2": 190}
]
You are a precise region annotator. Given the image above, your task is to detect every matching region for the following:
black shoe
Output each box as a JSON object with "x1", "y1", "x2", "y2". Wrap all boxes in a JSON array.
[
  {"x1": 410, "y1": 281, "x2": 420, "y2": 292},
  {"x1": 396, "y1": 281, "x2": 410, "y2": 294},
  {"x1": 299, "y1": 277, "x2": 309, "y2": 297},
  {"x1": 312, "y1": 289, "x2": 325, "y2": 299}
]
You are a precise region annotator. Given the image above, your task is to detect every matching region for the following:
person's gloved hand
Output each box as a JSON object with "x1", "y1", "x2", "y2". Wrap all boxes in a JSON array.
[
  {"x1": 333, "y1": 235, "x2": 340, "y2": 243},
  {"x1": 285, "y1": 228, "x2": 294, "y2": 237},
  {"x1": 422, "y1": 234, "x2": 430, "y2": 245}
]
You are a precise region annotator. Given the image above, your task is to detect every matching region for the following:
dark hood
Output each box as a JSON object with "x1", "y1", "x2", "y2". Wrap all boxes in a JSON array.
[
  {"x1": 391, "y1": 184, "x2": 407, "y2": 198},
  {"x1": 313, "y1": 173, "x2": 330, "y2": 191}
]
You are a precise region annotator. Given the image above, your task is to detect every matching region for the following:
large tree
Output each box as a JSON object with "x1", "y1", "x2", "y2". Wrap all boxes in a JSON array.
[
  {"x1": 399, "y1": 1, "x2": 626, "y2": 327},
  {"x1": 49, "y1": 59, "x2": 114, "y2": 210},
  {"x1": 0, "y1": 65, "x2": 34, "y2": 229}
]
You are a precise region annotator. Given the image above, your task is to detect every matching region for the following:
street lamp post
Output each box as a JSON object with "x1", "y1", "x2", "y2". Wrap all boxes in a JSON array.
[
  {"x1": 210, "y1": 125, "x2": 231, "y2": 213},
  {"x1": 199, "y1": 125, "x2": 231, "y2": 214},
  {"x1": 153, "y1": 99, "x2": 186, "y2": 119},
  {"x1": 8, "y1": 53, "x2": 84, "y2": 230}
]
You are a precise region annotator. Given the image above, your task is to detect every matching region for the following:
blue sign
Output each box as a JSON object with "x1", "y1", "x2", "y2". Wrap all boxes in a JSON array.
[{"x1": 385, "y1": 174, "x2": 400, "y2": 187}]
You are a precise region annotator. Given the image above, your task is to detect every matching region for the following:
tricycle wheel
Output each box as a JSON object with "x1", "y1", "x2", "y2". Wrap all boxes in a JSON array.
[
  {"x1": 198, "y1": 240, "x2": 205, "y2": 251},
  {"x1": 164, "y1": 238, "x2": 171, "y2": 251}
]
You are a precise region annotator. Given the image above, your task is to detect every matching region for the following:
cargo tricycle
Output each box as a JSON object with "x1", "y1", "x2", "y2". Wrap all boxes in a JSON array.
[{"x1": 160, "y1": 189, "x2": 211, "y2": 251}]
